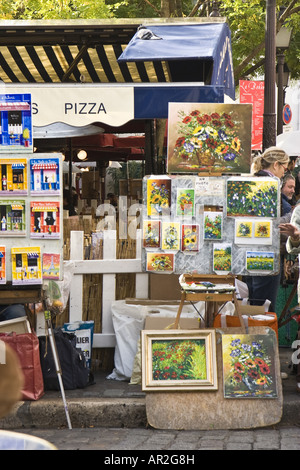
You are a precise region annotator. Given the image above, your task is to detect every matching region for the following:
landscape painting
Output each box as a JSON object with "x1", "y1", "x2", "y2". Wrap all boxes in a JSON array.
[{"x1": 141, "y1": 329, "x2": 218, "y2": 391}]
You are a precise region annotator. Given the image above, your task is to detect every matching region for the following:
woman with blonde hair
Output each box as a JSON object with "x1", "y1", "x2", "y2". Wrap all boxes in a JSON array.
[
  {"x1": 251, "y1": 146, "x2": 289, "y2": 178},
  {"x1": 245, "y1": 146, "x2": 290, "y2": 314}
]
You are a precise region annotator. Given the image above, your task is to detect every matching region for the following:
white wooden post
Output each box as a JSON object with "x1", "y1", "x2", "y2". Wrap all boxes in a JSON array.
[
  {"x1": 69, "y1": 230, "x2": 84, "y2": 323},
  {"x1": 98, "y1": 229, "x2": 117, "y2": 347},
  {"x1": 135, "y1": 229, "x2": 148, "y2": 299}
]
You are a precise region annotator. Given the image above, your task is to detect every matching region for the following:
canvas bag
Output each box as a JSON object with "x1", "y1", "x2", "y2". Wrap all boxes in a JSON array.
[
  {"x1": 39, "y1": 328, "x2": 92, "y2": 390},
  {"x1": 0, "y1": 332, "x2": 44, "y2": 401}
]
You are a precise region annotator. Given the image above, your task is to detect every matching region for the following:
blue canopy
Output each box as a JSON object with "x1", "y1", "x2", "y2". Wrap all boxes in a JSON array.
[{"x1": 118, "y1": 22, "x2": 235, "y2": 100}]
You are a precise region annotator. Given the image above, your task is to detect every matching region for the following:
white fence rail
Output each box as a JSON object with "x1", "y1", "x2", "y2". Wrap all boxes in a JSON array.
[{"x1": 68, "y1": 229, "x2": 148, "y2": 348}]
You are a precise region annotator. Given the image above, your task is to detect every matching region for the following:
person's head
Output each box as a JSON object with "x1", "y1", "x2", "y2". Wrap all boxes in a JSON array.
[
  {"x1": 282, "y1": 173, "x2": 296, "y2": 200},
  {"x1": 288, "y1": 156, "x2": 298, "y2": 172},
  {"x1": 251, "y1": 147, "x2": 289, "y2": 178}
]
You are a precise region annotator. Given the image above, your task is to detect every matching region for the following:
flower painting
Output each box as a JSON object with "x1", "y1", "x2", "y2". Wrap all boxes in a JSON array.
[
  {"x1": 235, "y1": 219, "x2": 273, "y2": 246},
  {"x1": 146, "y1": 252, "x2": 174, "y2": 273},
  {"x1": 236, "y1": 220, "x2": 253, "y2": 239},
  {"x1": 176, "y1": 188, "x2": 195, "y2": 217},
  {"x1": 143, "y1": 220, "x2": 161, "y2": 249},
  {"x1": 147, "y1": 178, "x2": 171, "y2": 217},
  {"x1": 141, "y1": 329, "x2": 218, "y2": 391},
  {"x1": 161, "y1": 222, "x2": 180, "y2": 251},
  {"x1": 213, "y1": 243, "x2": 232, "y2": 274},
  {"x1": 226, "y1": 178, "x2": 279, "y2": 218},
  {"x1": 167, "y1": 103, "x2": 252, "y2": 174},
  {"x1": 254, "y1": 221, "x2": 271, "y2": 238},
  {"x1": 204, "y1": 206, "x2": 223, "y2": 240},
  {"x1": 181, "y1": 224, "x2": 200, "y2": 252},
  {"x1": 222, "y1": 334, "x2": 278, "y2": 398}
]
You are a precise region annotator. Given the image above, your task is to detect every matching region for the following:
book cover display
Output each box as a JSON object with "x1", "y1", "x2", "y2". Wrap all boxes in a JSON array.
[
  {"x1": 0, "y1": 94, "x2": 33, "y2": 152},
  {"x1": 0, "y1": 137, "x2": 63, "y2": 283}
]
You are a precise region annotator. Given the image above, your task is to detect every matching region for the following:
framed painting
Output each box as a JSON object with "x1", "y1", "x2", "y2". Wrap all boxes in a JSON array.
[
  {"x1": 141, "y1": 329, "x2": 218, "y2": 391},
  {"x1": 167, "y1": 102, "x2": 252, "y2": 174},
  {"x1": 222, "y1": 334, "x2": 278, "y2": 398},
  {"x1": 226, "y1": 177, "x2": 279, "y2": 218}
]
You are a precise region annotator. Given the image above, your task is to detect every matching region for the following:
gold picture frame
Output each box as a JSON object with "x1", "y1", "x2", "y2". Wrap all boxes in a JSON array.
[{"x1": 141, "y1": 329, "x2": 218, "y2": 391}]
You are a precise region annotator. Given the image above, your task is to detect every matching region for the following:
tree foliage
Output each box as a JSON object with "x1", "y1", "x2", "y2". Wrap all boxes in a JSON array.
[{"x1": 1, "y1": 0, "x2": 300, "y2": 82}]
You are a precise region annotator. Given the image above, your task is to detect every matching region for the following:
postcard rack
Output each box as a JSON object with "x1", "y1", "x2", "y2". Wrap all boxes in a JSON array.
[{"x1": 174, "y1": 273, "x2": 246, "y2": 332}]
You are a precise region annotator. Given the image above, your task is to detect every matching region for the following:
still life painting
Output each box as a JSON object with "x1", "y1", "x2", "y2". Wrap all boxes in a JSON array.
[
  {"x1": 226, "y1": 178, "x2": 279, "y2": 218},
  {"x1": 254, "y1": 221, "x2": 271, "y2": 238},
  {"x1": 146, "y1": 178, "x2": 171, "y2": 217},
  {"x1": 222, "y1": 334, "x2": 278, "y2": 398},
  {"x1": 181, "y1": 224, "x2": 200, "y2": 252},
  {"x1": 167, "y1": 102, "x2": 251, "y2": 174},
  {"x1": 141, "y1": 329, "x2": 218, "y2": 391},
  {"x1": 235, "y1": 219, "x2": 272, "y2": 246},
  {"x1": 161, "y1": 222, "x2": 180, "y2": 251},
  {"x1": 143, "y1": 220, "x2": 161, "y2": 249},
  {"x1": 146, "y1": 252, "x2": 174, "y2": 273}
]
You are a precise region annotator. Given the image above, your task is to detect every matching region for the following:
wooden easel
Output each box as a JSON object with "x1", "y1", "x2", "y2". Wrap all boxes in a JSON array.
[{"x1": 174, "y1": 273, "x2": 246, "y2": 333}]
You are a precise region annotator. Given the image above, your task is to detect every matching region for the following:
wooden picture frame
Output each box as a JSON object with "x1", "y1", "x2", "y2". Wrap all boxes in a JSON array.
[{"x1": 141, "y1": 329, "x2": 218, "y2": 391}]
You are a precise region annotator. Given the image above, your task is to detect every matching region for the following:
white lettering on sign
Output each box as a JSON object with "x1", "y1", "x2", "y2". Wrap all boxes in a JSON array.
[{"x1": 64, "y1": 102, "x2": 107, "y2": 115}]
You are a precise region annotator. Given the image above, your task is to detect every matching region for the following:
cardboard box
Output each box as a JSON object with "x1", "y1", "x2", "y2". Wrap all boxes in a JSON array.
[
  {"x1": 149, "y1": 273, "x2": 182, "y2": 301},
  {"x1": 237, "y1": 301, "x2": 266, "y2": 315},
  {"x1": 145, "y1": 316, "x2": 199, "y2": 330},
  {"x1": 0, "y1": 316, "x2": 31, "y2": 334}
]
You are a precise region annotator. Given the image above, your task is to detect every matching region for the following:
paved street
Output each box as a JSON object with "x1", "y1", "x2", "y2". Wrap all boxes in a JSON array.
[{"x1": 8, "y1": 425, "x2": 300, "y2": 451}]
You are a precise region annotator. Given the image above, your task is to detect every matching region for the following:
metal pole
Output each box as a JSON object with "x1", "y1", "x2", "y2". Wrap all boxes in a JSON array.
[
  {"x1": 263, "y1": 0, "x2": 277, "y2": 151},
  {"x1": 277, "y1": 53, "x2": 285, "y2": 135}
]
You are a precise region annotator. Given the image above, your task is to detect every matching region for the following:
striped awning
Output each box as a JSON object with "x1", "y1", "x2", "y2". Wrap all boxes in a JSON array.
[
  {"x1": 11, "y1": 163, "x2": 25, "y2": 169},
  {"x1": 0, "y1": 18, "x2": 227, "y2": 85},
  {"x1": 0, "y1": 101, "x2": 30, "y2": 110},
  {"x1": 32, "y1": 163, "x2": 58, "y2": 170},
  {"x1": 31, "y1": 205, "x2": 58, "y2": 211},
  {"x1": 27, "y1": 252, "x2": 39, "y2": 258}
]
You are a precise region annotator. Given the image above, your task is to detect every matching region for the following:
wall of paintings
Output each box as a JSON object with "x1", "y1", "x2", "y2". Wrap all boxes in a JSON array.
[
  {"x1": 142, "y1": 102, "x2": 281, "y2": 277},
  {"x1": 142, "y1": 174, "x2": 281, "y2": 276}
]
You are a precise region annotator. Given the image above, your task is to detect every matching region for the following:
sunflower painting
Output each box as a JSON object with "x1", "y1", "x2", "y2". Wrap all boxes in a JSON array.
[
  {"x1": 222, "y1": 334, "x2": 278, "y2": 398},
  {"x1": 147, "y1": 178, "x2": 171, "y2": 217},
  {"x1": 167, "y1": 102, "x2": 252, "y2": 174},
  {"x1": 181, "y1": 224, "x2": 200, "y2": 252}
]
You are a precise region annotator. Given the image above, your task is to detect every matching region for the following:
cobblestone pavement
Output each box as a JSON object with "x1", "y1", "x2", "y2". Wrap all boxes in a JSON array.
[{"x1": 8, "y1": 425, "x2": 300, "y2": 451}]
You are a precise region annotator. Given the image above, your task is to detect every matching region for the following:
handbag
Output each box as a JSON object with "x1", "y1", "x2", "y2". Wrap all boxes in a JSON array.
[{"x1": 0, "y1": 332, "x2": 44, "y2": 400}]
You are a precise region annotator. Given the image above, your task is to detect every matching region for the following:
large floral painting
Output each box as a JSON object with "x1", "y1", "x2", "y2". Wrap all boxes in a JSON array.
[
  {"x1": 222, "y1": 334, "x2": 278, "y2": 398},
  {"x1": 167, "y1": 103, "x2": 252, "y2": 174}
]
